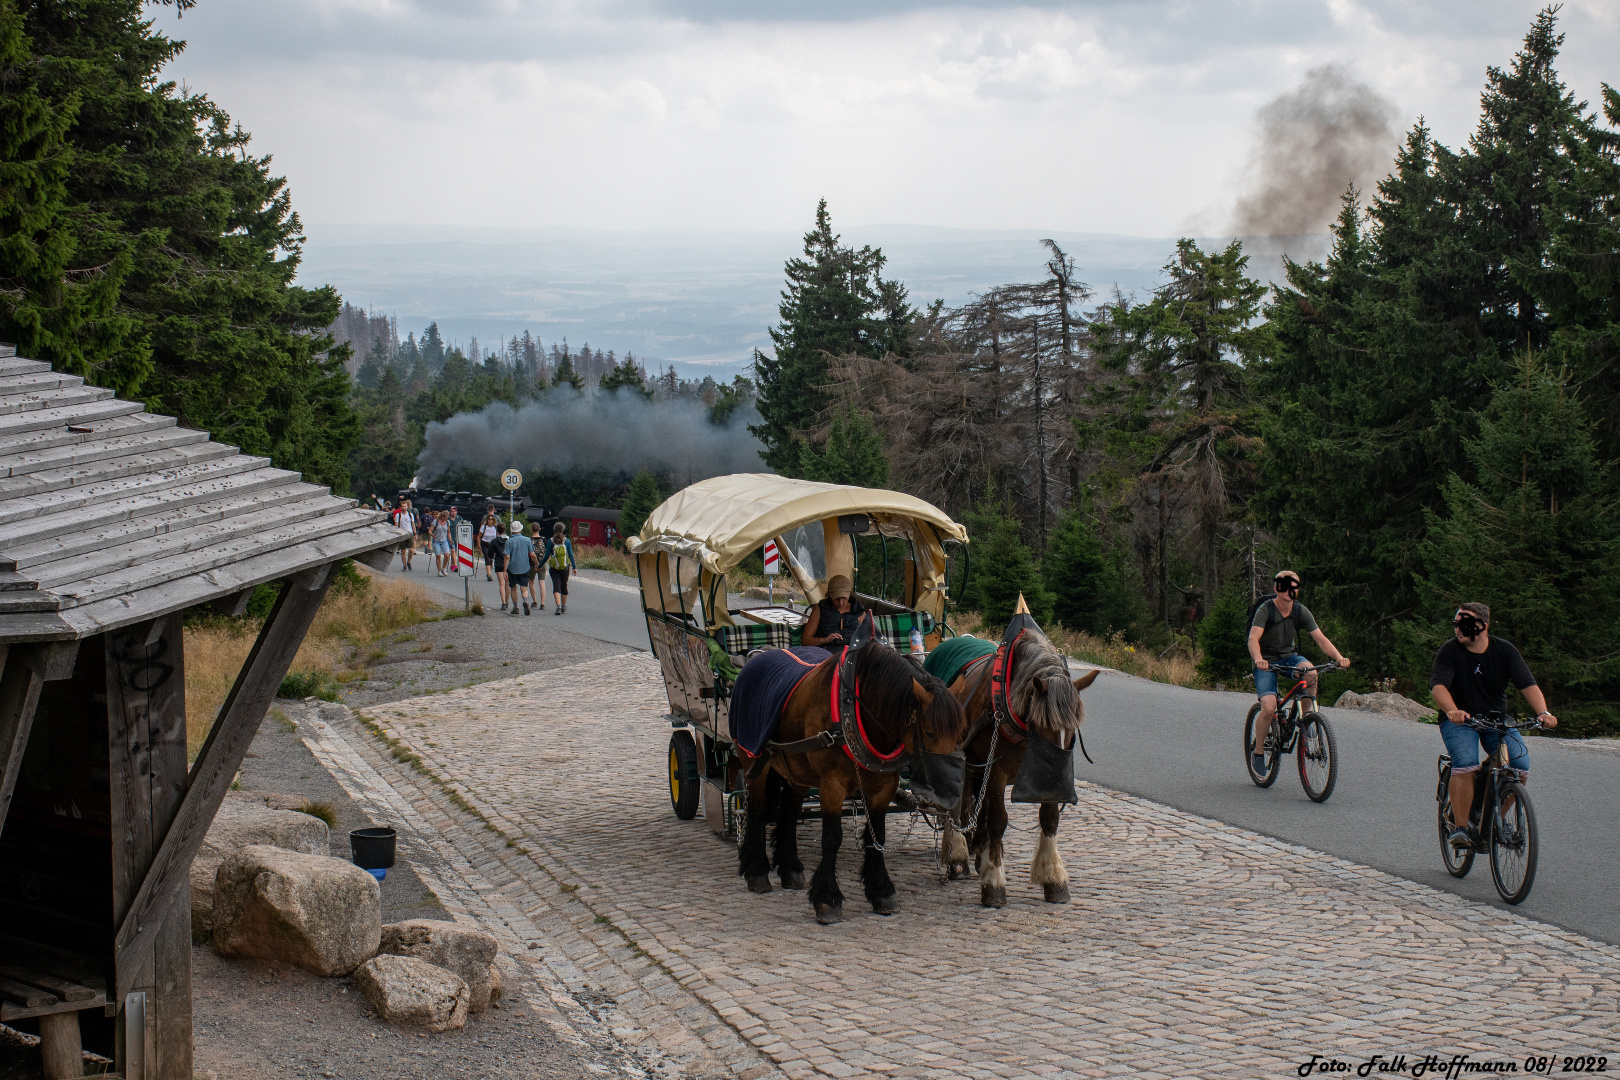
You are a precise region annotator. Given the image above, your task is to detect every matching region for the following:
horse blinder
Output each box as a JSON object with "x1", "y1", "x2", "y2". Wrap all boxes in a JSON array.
[{"x1": 909, "y1": 747, "x2": 967, "y2": 810}]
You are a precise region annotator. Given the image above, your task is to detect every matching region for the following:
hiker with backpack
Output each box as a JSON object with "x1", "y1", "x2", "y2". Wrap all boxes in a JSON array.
[
  {"x1": 544, "y1": 521, "x2": 576, "y2": 615},
  {"x1": 1247, "y1": 570, "x2": 1350, "y2": 776}
]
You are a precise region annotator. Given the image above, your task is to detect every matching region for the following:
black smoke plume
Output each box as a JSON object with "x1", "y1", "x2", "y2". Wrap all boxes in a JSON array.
[
  {"x1": 415, "y1": 388, "x2": 767, "y2": 487},
  {"x1": 1231, "y1": 64, "x2": 1398, "y2": 237}
]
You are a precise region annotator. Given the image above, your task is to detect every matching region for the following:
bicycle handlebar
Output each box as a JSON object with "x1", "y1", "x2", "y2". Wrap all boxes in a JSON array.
[
  {"x1": 1459, "y1": 711, "x2": 1545, "y2": 733},
  {"x1": 1274, "y1": 660, "x2": 1341, "y2": 680}
]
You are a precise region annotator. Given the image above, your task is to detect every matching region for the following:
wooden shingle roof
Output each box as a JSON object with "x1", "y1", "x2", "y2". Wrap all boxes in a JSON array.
[{"x1": 0, "y1": 346, "x2": 402, "y2": 642}]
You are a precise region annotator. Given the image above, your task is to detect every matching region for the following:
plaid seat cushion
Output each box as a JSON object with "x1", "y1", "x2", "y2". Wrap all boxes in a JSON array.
[
  {"x1": 712, "y1": 610, "x2": 934, "y2": 656},
  {"x1": 871, "y1": 611, "x2": 934, "y2": 641},
  {"x1": 714, "y1": 621, "x2": 800, "y2": 655}
]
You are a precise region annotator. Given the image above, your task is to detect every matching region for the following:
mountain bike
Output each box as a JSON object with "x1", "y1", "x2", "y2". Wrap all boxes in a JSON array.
[
  {"x1": 1244, "y1": 661, "x2": 1341, "y2": 802},
  {"x1": 1436, "y1": 713, "x2": 1543, "y2": 905}
]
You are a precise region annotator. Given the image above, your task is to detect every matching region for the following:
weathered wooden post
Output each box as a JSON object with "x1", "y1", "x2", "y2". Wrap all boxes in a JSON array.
[{"x1": 0, "y1": 345, "x2": 400, "y2": 1079}]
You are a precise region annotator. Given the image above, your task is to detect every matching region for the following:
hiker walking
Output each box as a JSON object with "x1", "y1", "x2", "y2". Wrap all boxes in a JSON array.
[
  {"x1": 395, "y1": 500, "x2": 417, "y2": 572},
  {"x1": 544, "y1": 521, "x2": 576, "y2": 615},
  {"x1": 480, "y1": 510, "x2": 501, "y2": 582},
  {"x1": 501, "y1": 519, "x2": 537, "y2": 616},
  {"x1": 488, "y1": 519, "x2": 511, "y2": 611},
  {"x1": 432, "y1": 511, "x2": 452, "y2": 576}
]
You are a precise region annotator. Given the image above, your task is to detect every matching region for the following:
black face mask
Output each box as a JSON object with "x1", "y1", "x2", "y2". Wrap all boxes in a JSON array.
[{"x1": 1454, "y1": 614, "x2": 1484, "y2": 639}]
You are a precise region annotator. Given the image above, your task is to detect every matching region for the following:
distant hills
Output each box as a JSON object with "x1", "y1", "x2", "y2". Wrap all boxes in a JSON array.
[{"x1": 297, "y1": 224, "x2": 1329, "y2": 381}]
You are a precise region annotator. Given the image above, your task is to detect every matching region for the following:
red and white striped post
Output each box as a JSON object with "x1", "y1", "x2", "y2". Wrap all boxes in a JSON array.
[
  {"x1": 763, "y1": 538, "x2": 780, "y2": 605},
  {"x1": 456, "y1": 522, "x2": 475, "y2": 609}
]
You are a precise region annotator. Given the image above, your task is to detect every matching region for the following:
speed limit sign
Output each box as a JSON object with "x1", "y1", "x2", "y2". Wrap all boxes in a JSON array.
[{"x1": 500, "y1": 469, "x2": 522, "y2": 491}]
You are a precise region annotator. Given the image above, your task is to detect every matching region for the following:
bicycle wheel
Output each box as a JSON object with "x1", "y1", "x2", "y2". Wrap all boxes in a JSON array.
[
  {"x1": 1243, "y1": 703, "x2": 1281, "y2": 788},
  {"x1": 1489, "y1": 781, "x2": 1537, "y2": 904},
  {"x1": 1296, "y1": 712, "x2": 1339, "y2": 803}
]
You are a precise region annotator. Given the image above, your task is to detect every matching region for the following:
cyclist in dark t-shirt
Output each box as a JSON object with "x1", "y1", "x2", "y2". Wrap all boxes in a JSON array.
[
  {"x1": 1247, "y1": 569, "x2": 1350, "y2": 776},
  {"x1": 1430, "y1": 601, "x2": 1558, "y2": 849}
]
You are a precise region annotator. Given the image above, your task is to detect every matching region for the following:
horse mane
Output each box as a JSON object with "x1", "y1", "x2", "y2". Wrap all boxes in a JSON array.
[
  {"x1": 852, "y1": 640, "x2": 966, "y2": 741},
  {"x1": 1011, "y1": 629, "x2": 1085, "y2": 734}
]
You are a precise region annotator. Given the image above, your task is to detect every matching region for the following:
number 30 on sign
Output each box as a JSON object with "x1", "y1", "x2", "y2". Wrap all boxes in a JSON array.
[{"x1": 501, "y1": 469, "x2": 523, "y2": 491}]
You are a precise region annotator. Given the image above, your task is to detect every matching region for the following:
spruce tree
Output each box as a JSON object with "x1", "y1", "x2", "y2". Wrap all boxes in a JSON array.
[
  {"x1": 962, "y1": 504, "x2": 1052, "y2": 630},
  {"x1": 1413, "y1": 355, "x2": 1620, "y2": 735},
  {"x1": 5, "y1": 0, "x2": 358, "y2": 490},
  {"x1": 617, "y1": 468, "x2": 663, "y2": 544},
  {"x1": 0, "y1": 0, "x2": 143, "y2": 390},
  {"x1": 797, "y1": 411, "x2": 890, "y2": 488},
  {"x1": 599, "y1": 353, "x2": 649, "y2": 396},
  {"x1": 752, "y1": 200, "x2": 913, "y2": 473}
]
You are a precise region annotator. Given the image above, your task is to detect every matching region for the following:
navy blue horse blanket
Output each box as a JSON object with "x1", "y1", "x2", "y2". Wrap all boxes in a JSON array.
[{"x1": 728, "y1": 646, "x2": 833, "y2": 755}]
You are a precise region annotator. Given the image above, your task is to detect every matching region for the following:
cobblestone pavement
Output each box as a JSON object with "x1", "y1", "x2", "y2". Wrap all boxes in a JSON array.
[{"x1": 307, "y1": 655, "x2": 1618, "y2": 1079}]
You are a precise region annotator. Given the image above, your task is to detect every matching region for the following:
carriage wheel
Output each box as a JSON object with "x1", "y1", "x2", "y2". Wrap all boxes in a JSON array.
[{"x1": 668, "y1": 731, "x2": 700, "y2": 819}]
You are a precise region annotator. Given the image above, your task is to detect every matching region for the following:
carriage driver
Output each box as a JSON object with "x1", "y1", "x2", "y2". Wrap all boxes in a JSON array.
[
  {"x1": 1248, "y1": 569, "x2": 1349, "y2": 775},
  {"x1": 803, "y1": 575, "x2": 866, "y2": 648}
]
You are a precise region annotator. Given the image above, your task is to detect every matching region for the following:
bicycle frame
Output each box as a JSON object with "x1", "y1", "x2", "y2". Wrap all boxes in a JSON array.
[{"x1": 1441, "y1": 732, "x2": 1519, "y2": 852}]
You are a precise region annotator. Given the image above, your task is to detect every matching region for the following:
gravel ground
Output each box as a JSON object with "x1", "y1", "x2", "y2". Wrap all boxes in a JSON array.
[
  {"x1": 189, "y1": 704, "x2": 605, "y2": 1080},
  {"x1": 335, "y1": 606, "x2": 630, "y2": 711}
]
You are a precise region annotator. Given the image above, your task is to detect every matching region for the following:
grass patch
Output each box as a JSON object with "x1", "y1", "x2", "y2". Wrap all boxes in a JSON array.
[
  {"x1": 183, "y1": 576, "x2": 441, "y2": 761},
  {"x1": 950, "y1": 611, "x2": 1206, "y2": 689},
  {"x1": 576, "y1": 547, "x2": 637, "y2": 577},
  {"x1": 279, "y1": 670, "x2": 340, "y2": 702},
  {"x1": 296, "y1": 800, "x2": 341, "y2": 828}
]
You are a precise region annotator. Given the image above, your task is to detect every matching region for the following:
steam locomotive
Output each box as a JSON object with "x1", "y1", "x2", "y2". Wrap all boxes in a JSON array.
[{"x1": 396, "y1": 488, "x2": 555, "y2": 527}]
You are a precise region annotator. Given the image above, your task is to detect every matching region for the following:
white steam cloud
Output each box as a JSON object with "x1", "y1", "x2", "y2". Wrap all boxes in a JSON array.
[{"x1": 415, "y1": 388, "x2": 768, "y2": 486}]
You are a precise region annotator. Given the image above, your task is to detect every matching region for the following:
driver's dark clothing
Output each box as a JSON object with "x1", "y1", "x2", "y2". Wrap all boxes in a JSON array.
[
  {"x1": 1429, "y1": 637, "x2": 1536, "y2": 717},
  {"x1": 813, "y1": 597, "x2": 866, "y2": 643}
]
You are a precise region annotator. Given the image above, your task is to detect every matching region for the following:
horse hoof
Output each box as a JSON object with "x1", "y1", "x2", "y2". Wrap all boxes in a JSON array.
[
  {"x1": 779, "y1": 870, "x2": 805, "y2": 890},
  {"x1": 946, "y1": 861, "x2": 970, "y2": 880},
  {"x1": 814, "y1": 903, "x2": 844, "y2": 925},
  {"x1": 1043, "y1": 882, "x2": 1071, "y2": 904},
  {"x1": 872, "y1": 895, "x2": 899, "y2": 915},
  {"x1": 747, "y1": 876, "x2": 773, "y2": 894},
  {"x1": 980, "y1": 886, "x2": 1007, "y2": 909}
]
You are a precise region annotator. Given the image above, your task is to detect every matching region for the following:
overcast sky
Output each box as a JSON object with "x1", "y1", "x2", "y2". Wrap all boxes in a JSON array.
[{"x1": 150, "y1": 0, "x2": 1619, "y2": 239}]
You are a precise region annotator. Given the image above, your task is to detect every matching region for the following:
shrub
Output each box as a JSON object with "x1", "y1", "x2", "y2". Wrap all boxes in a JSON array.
[{"x1": 1196, "y1": 585, "x2": 1255, "y2": 685}]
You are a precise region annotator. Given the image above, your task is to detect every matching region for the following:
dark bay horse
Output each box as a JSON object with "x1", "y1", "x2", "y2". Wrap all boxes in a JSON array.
[
  {"x1": 941, "y1": 628, "x2": 1099, "y2": 907},
  {"x1": 737, "y1": 641, "x2": 966, "y2": 924}
]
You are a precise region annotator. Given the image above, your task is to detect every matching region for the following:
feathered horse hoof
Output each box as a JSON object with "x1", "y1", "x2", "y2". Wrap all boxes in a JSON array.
[
  {"x1": 871, "y1": 894, "x2": 899, "y2": 915},
  {"x1": 746, "y1": 875, "x2": 773, "y2": 894},
  {"x1": 814, "y1": 902, "x2": 844, "y2": 925},
  {"x1": 980, "y1": 885, "x2": 1007, "y2": 908},
  {"x1": 779, "y1": 869, "x2": 805, "y2": 890},
  {"x1": 1043, "y1": 882, "x2": 1070, "y2": 904}
]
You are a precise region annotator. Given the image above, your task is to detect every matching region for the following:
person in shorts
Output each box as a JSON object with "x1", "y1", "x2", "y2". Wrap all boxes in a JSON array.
[
  {"x1": 1247, "y1": 569, "x2": 1349, "y2": 775},
  {"x1": 501, "y1": 519, "x2": 537, "y2": 616},
  {"x1": 488, "y1": 523, "x2": 510, "y2": 610},
  {"x1": 544, "y1": 521, "x2": 576, "y2": 614},
  {"x1": 479, "y1": 510, "x2": 501, "y2": 582},
  {"x1": 1431, "y1": 602, "x2": 1558, "y2": 849},
  {"x1": 431, "y1": 511, "x2": 452, "y2": 576}
]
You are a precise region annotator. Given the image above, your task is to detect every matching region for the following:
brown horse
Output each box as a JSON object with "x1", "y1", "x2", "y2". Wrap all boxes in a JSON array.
[
  {"x1": 737, "y1": 641, "x2": 967, "y2": 924},
  {"x1": 941, "y1": 629, "x2": 1099, "y2": 907}
]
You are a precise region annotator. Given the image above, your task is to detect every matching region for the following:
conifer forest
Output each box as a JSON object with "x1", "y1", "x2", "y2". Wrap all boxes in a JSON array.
[{"x1": 2, "y1": 3, "x2": 1616, "y2": 732}]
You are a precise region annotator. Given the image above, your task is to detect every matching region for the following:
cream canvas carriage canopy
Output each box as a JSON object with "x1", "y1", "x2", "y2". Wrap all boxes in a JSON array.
[{"x1": 627, "y1": 473, "x2": 967, "y2": 623}]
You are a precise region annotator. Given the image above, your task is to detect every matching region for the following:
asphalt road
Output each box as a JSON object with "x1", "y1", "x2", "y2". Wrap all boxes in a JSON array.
[
  {"x1": 382, "y1": 557, "x2": 1620, "y2": 946},
  {"x1": 378, "y1": 558, "x2": 650, "y2": 651}
]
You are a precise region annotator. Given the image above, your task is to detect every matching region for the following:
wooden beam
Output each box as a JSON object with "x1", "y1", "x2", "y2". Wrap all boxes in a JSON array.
[
  {"x1": 0, "y1": 645, "x2": 45, "y2": 839},
  {"x1": 353, "y1": 543, "x2": 399, "y2": 572},
  {"x1": 208, "y1": 589, "x2": 252, "y2": 618},
  {"x1": 111, "y1": 565, "x2": 333, "y2": 997},
  {"x1": 23, "y1": 640, "x2": 78, "y2": 681}
]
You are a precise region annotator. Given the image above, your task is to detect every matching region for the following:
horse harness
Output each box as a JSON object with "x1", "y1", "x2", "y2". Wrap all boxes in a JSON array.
[
  {"x1": 750, "y1": 613, "x2": 912, "y2": 776},
  {"x1": 957, "y1": 630, "x2": 1094, "y2": 767}
]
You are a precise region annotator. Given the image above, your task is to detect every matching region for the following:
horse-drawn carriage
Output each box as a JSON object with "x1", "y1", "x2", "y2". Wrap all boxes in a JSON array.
[
  {"x1": 630, "y1": 474, "x2": 1098, "y2": 922},
  {"x1": 627, "y1": 473, "x2": 967, "y2": 834}
]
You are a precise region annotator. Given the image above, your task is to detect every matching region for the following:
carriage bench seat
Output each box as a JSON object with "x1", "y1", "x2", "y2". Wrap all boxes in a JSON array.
[{"x1": 713, "y1": 611, "x2": 934, "y2": 658}]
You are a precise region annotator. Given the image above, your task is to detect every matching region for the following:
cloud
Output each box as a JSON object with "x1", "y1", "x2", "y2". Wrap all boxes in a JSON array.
[{"x1": 150, "y1": 0, "x2": 1620, "y2": 237}]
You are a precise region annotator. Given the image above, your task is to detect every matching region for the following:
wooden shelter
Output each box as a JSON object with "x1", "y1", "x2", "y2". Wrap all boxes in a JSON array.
[{"x1": 0, "y1": 346, "x2": 402, "y2": 1078}]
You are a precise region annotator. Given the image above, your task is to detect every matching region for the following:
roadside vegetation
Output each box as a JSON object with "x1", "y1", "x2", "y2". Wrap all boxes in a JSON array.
[{"x1": 183, "y1": 567, "x2": 440, "y2": 761}]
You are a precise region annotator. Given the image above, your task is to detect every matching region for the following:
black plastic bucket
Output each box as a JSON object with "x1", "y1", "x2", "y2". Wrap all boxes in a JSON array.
[{"x1": 350, "y1": 827, "x2": 397, "y2": 870}]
